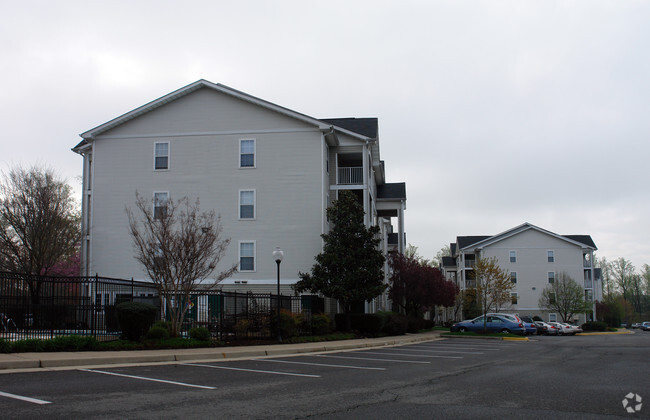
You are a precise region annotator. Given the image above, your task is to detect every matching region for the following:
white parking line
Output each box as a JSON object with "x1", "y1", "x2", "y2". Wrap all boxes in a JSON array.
[
  {"x1": 388, "y1": 348, "x2": 485, "y2": 355},
  {"x1": 417, "y1": 345, "x2": 501, "y2": 351},
  {"x1": 316, "y1": 354, "x2": 431, "y2": 364},
  {"x1": 257, "y1": 359, "x2": 386, "y2": 371},
  {"x1": 0, "y1": 391, "x2": 51, "y2": 405},
  {"x1": 79, "y1": 369, "x2": 216, "y2": 389},
  {"x1": 360, "y1": 350, "x2": 463, "y2": 359},
  {"x1": 183, "y1": 363, "x2": 321, "y2": 378}
]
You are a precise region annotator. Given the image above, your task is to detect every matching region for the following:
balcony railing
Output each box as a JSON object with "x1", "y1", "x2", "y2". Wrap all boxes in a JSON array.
[
  {"x1": 338, "y1": 167, "x2": 363, "y2": 185},
  {"x1": 464, "y1": 260, "x2": 476, "y2": 268}
]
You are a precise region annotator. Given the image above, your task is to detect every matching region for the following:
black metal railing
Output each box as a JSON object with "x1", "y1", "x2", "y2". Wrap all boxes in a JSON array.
[{"x1": 0, "y1": 272, "x2": 321, "y2": 342}]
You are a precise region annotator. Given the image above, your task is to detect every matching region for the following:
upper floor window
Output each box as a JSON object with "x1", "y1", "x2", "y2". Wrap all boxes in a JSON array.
[
  {"x1": 239, "y1": 241, "x2": 255, "y2": 271},
  {"x1": 240, "y1": 139, "x2": 255, "y2": 168},
  {"x1": 510, "y1": 272, "x2": 517, "y2": 284},
  {"x1": 153, "y1": 192, "x2": 169, "y2": 219},
  {"x1": 548, "y1": 271, "x2": 555, "y2": 284},
  {"x1": 239, "y1": 190, "x2": 256, "y2": 219},
  {"x1": 547, "y1": 250, "x2": 555, "y2": 263},
  {"x1": 154, "y1": 142, "x2": 169, "y2": 170},
  {"x1": 511, "y1": 293, "x2": 518, "y2": 305},
  {"x1": 509, "y1": 250, "x2": 517, "y2": 263}
]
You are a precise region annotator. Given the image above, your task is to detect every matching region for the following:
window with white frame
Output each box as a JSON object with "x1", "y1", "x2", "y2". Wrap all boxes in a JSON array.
[
  {"x1": 154, "y1": 142, "x2": 169, "y2": 170},
  {"x1": 509, "y1": 250, "x2": 517, "y2": 263},
  {"x1": 240, "y1": 139, "x2": 255, "y2": 168},
  {"x1": 548, "y1": 271, "x2": 555, "y2": 284},
  {"x1": 510, "y1": 272, "x2": 517, "y2": 284},
  {"x1": 549, "y1": 313, "x2": 557, "y2": 322},
  {"x1": 153, "y1": 192, "x2": 169, "y2": 219},
  {"x1": 239, "y1": 190, "x2": 255, "y2": 219},
  {"x1": 547, "y1": 250, "x2": 555, "y2": 263},
  {"x1": 239, "y1": 241, "x2": 255, "y2": 271},
  {"x1": 511, "y1": 293, "x2": 518, "y2": 305}
]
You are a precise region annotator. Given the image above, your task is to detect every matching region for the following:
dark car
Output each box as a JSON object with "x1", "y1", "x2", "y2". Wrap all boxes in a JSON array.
[{"x1": 450, "y1": 315, "x2": 525, "y2": 334}]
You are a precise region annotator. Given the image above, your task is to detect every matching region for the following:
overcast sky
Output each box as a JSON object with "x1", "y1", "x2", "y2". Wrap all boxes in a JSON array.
[{"x1": 2, "y1": 1, "x2": 649, "y2": 270}]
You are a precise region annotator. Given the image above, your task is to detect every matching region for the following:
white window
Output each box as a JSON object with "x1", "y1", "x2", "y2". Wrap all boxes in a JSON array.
[
  {"x1": 511, "y1": 293, "x2": 518, "y2": 305},
  {"x1": 154, "y1": 142, "x2": 169, "y2": 170},
  {"x1": 239, "y1": 190, "x2": 256, "y2": 219},
  {"x1": 240, "y1": 139, "x2": 255, "y2": 168},
  {"x1": 548, "y1": 271, "x2": 555, "y2": 284},
  {"x1": 239, "y1": 241, "x2": 255, "y2": 272},
  {"x1": 547, "y1": 250, "x2": 555, "y2": 263},
  {"x1": 153, "y1": 192, "x2": 169, "y2": 219},
  {"x1": 549, "y1": 313, "x2": 557, "y2": 322},
  {"x1": 509, "y1": 250, "x2": 517, "y2": 263},
  {"x1": 510, "y1": 272, "x2": 517, "y2": 284}
]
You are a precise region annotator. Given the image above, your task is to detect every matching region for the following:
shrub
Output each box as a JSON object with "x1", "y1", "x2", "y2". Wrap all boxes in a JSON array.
[
  {"x1": 0, "y1": 339, "x2": 10, "y2": 353},
  {"x1": 353, "y1": 314, "x2": 384, "y2": 335},
  {"x1": 272, "y1": 309, "x2": 299, "y2": 339},
  {"x1": 582, "y1": 321, "x2": 608, "y2": 332},
  {"x1": 384, "y1": 313, "x2": 408, "y2": 335},
  {"x1": 116, "y1": 301, "x2": 157, "y2": 341},
  {"x1": 189, "y1": 327, "x2": 211, "y2": 341},
  {"x1": 422, "y1": 319, "x2": 435, "y2": 330},
  {"x1": 146, "y1": 326, "x2": 170, "y2": 340},
  {"x1": 234, "y1": 319, "x2": 250, "y2": 338},
  {"x1": 407, "y1": 317, "x2": 424, "y2": 333},
  {"x1": 311, "y1": 313, "x2": 332, "y2": 335}
]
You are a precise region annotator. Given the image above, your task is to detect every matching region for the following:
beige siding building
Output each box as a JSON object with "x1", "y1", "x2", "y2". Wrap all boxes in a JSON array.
[
  {"x1": 442, "y1": 223, "x2": 599, "y2": 324},
  {"x1": 73, "y1": 80, "x2": 406, "y2": 311}
]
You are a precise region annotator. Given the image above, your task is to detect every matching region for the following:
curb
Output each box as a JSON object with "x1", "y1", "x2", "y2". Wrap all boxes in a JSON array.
[
  {"x1": 440, "y1": 333, "x2": 529, "y2": 341},
  {"x1": 0, "y1": 332, "x2": 444, "y2": 373}
]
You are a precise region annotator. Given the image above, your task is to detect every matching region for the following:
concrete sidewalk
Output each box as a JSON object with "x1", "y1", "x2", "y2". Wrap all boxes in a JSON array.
[{"x1": 0, "y1": 330, "x2": 444, "y2": 373}]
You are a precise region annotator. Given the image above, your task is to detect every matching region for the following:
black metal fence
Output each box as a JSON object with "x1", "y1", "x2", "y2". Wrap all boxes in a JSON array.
[{"x1": 0, "y1": 272, "x2": 323, "y2": 342}]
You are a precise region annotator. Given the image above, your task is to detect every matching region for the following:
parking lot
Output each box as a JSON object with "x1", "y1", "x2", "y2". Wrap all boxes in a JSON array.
[{"x1": 1, "y1": 332, "x2": 648, "y2": 418}]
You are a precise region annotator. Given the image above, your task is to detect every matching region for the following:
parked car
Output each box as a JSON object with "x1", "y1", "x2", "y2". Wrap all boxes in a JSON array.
[
  {"x1": 519, "y1": 316, "x2": 540, "y2": 335},
  {"x1": 568, "y1": 323, "x2": 583, "y2": 333},
  {"x1": 549, "y1": 322, "x2": 573, "y2": 335},
  {"x1": 631, "y1": 323, "x2": 641, "y2": 329},
  {"x1": 450, "y1": 315, "x2": 525, "y2": 334},
  {"x1": 559, "y1": 322, "x2": 578, "y2": 335},
  {"x1": 535, "y1": 321, "x2": 558, "y2": 335},
  {"x1": 641, "y1": 322, "x2": 650, "y2": 331}
]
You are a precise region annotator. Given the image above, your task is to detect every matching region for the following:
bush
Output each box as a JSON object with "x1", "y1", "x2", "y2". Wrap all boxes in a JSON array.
[
  {"x1": 116, "y1": 301, "x2": 157, "y2": 341},
  {"x1": 272, "y1": 309, "x2": 299, "y2": 339},
  {"x1": 311, "y1": 313, "x2": 332, "y2": 335},
  {"x1": 407, "y1": 317, "x2": 424, "y2": 333},
  {"x1": 352, "y1": 314, "x2": 384, "y2": 335},
  {"x1": 234, "y1": 319, "x2": 250, "y2": 338},
  {"x1": 0, "y1": 339, "x2": 10, "y2": 353},
  {"x1": 422, "y1": 319, "x2": 435, "y2": 330},
  {"x1": 384, "y1": 313, "x2": 408, "y2": 335},
  {"x1": 146, "y1": 326, "x2": 170, "y2": 340},
  {"x1": 582, "y1": 321, "x2": 608, "y2": 332},
  {"x1": 189, "y1": 327, "x2": 211, "y2": 341}
]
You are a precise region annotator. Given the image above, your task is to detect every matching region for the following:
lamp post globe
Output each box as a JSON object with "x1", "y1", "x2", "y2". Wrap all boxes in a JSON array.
[{"x1": 273, "y1": 247, "x2": 284, "y2": 342}]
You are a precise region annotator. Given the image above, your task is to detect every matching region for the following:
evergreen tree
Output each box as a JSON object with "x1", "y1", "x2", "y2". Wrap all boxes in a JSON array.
[{"x1": 294, "y1": 190, "x2": 386, "y2": 321}]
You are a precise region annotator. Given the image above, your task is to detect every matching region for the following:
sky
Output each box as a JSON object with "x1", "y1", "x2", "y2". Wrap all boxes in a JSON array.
[{"x1": 1, "y1": 0, "x2": 649, "y2": 270}]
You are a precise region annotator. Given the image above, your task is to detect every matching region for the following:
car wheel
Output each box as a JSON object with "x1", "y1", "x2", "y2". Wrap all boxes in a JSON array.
[
  {"x1": 459, "y1": 327, "x2": 467, "y2": 333},
  {"x1": 500, "y1": 328, "x2": 511, "y2": 334}
]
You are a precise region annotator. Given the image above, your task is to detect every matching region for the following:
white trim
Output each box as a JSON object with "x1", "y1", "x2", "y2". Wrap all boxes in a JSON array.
[
  {"x1": 239, "y1": 138, "x2": 256, "y2": 169},
  {"x1": 154, "y1": 141, "x2": 170, "y2": 171},
  {"x1": 238, "y1": 189, "x2": 256, "y2": 220},
  {"x1": 238, "y1": 240, "x2": 256, "y2": 272},
  {"x1": 93, "y1": 127, "x2": 319, "y2": 140}
]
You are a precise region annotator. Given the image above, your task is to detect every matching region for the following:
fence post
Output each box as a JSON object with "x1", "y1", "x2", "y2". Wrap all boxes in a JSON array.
[{"x1": 91, "y1": 274, "x2": 97, "y2": 338}]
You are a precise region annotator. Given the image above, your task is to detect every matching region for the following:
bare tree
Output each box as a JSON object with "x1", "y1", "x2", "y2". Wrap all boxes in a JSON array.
[
  {"x1": 538, "y1": 272, "x2": 590, "y2": 322},
  {"x1": 0, "y1": 166, "x2": 80, "y2": 304},
  {"x1": 474, "y1": 256, "x2": 513, "y2": 330},
  {"x1": 126, "y1": 193, "x2": 237, "y2": 337},
  {"x1": 611, "y1": 257, "x2": 635, "y2": 303}
]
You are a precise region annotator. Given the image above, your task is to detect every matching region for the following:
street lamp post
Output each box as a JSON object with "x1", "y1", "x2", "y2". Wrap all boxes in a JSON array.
[{"x1": 273, "y1": 247, "x2": 284, "y2": 342}]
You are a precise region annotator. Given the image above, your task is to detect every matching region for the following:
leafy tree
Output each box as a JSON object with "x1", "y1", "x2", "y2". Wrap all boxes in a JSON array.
[
  {"x1": 388, "y1": 252, "x2": 457, "y2": 319},
  {"x1": 611, "y1": 257, "x2": 635, "y2": 302},
  {"x1": 460, "y1": 289, "x2": 482, "y2": 320},
  {"x1": 474, "y1": 256, "x2": 513, "y2": 325},
  {"x1": 538, "y1": 272, "x2": 591, "y2": 322},
  {"x1": 596, "y1": 256, "x2": 615, "y2": 301},
  {"x1": 294, "y1": 190, "x2": 386, "y2": 328},
  {"x1": 0, "y1": 166, "x2": 80, "y2": 303},
  {"x1": 126, "y1": 193, "x2": 237, "y2": 337},
  {"x1": 431, "y1": 244, "x2": 451, "y2": 268}
]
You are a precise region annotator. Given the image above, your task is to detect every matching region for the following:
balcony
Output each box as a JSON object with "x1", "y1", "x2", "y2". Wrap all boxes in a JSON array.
[
  {"x1": 465, "y1": 260, "x2": 476, "y2": 268},
  {"x1": 338, "y1": 167, "x2": 363, "y2": 185}
]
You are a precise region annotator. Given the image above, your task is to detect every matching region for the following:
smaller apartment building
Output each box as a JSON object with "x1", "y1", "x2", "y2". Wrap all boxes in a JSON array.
[{"x1": 442, "y1": 223, "x2": 600, "y2": 324}]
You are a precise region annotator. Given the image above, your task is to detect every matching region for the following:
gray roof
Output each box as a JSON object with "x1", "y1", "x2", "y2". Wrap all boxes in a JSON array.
[
  {"x1": 320, "y1": 118, "x2": 378, "y2": 139},
  {"x1": 377, "y1": 182, "x2": 406, "y2": 200},
  {"x1": 457, "y1": 236, "x2": 491, "y2": 249},
  {"x1": 563, "y1": 235, "x2": 597, "y2": 248}
]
